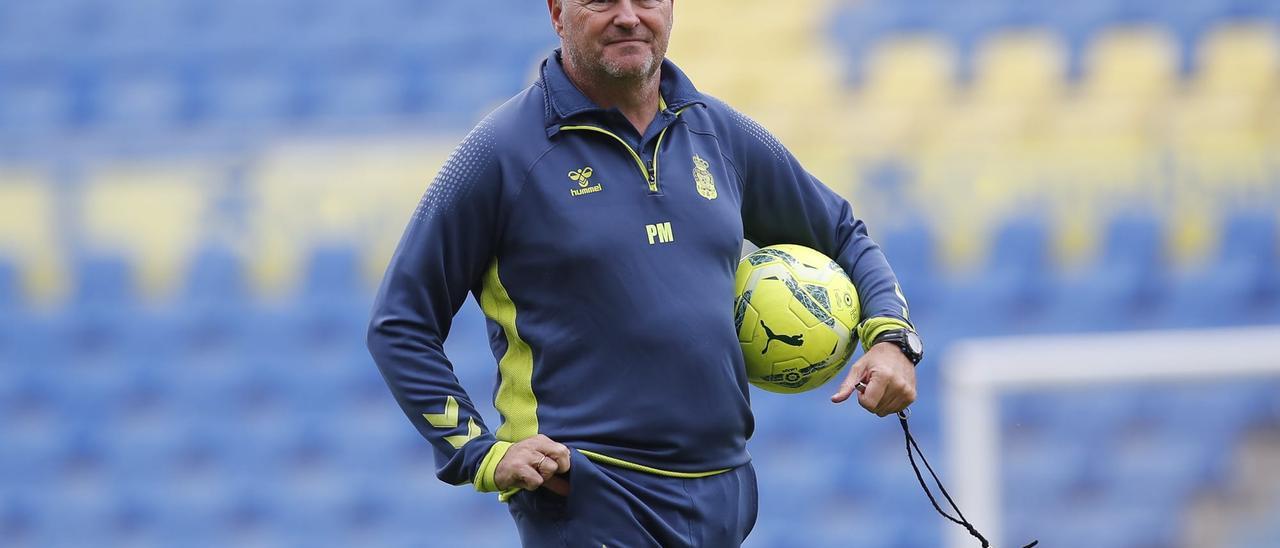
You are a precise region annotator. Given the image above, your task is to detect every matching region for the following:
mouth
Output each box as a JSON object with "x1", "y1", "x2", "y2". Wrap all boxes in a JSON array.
[{"x1": 607, "y1": 38, "x2": 650, "y2": 46}]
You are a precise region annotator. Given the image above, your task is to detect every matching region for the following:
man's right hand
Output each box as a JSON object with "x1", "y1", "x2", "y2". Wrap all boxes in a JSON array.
[{"x1": 494, "y1": 434, "x2": 572, "y2": 496}]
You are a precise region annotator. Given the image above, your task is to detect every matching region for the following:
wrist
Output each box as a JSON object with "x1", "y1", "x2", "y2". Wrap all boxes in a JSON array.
[
  {"x1": 870, "y1": 341, "x2": 900, "y2": 353},
  {"x1": 871, "y1": 328, "x2": 924, "y2": 366},
  {"x1": 473, "y1": 440, "x2": 513, "y2": 493}
]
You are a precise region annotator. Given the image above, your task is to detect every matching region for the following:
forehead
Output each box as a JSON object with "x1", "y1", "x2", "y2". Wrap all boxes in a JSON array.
[{"x1": 565, "y1": 0, "x2": 671, "y2": 10}]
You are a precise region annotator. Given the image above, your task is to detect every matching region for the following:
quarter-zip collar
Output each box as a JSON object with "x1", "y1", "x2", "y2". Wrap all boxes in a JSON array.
[{"x1": 540, "y1": 49, "x2": 705, "y2": 135}]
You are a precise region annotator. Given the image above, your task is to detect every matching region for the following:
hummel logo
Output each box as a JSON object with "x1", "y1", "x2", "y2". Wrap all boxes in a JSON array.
[
  {"x1": 760, "y1": 320, "x2": 804, "y2": 354},
  {"x1": 569, "y1": 166, "x2": 603, "y2": 197}
]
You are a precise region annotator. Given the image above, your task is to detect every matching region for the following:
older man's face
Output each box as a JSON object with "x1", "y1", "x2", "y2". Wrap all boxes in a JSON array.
[{"x1": 552, "y1": 0, "x2": 673, "y2": 81}]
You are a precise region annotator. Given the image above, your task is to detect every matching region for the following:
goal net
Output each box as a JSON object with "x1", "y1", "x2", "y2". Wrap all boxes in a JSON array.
[{"x1": 942, "y1": 325, "x2": 1280, "y2": 548}]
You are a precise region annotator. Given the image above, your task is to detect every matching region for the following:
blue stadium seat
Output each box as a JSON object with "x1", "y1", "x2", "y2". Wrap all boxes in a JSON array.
[
  {"x1": 181, "y1": 0, "x2": 289, "y2": 59},
  {"x1": 0, "y1": 385, "x2": 65, "y2": 496},
  {"x1": 1048, "y1": 212, "x2": 1169, "y2": 331},
  {"x1": 4, "y1": 313, "x2": 65, "y2": 368},
  {"x1": 1136, "y1": 381, "x2": 1265, "y2": 480},
  {"x1": 0, "y1": 493, "x2": 50, "y2": 547},
  {"x1": 1002, "y1": 428, "x2": 1089, "y2": 509},
  {"x1": 301, "y1": 243, "x2": 364, "y2": 299},
  {"x1": 0, "y1": 64, "x2": 72, "y2": 138},
  {"x1": 1168, "y1": 210, "x2": 1279, "y2": 326},
  {"x1": 430, "y1": 62, "x2": 531, "y2": 128},
  {"x1": 54, "y1": 301, "x2": 167, "y2": 382},
  {"x1": 0, "y1": 256, "x2": 19, "y2": 310},
  {"x1": 164, "y1": 243, "x2": 251, "y2": 354},
  {"x1": 828, "y1": 430, "x2": 934, "y2": 512},
  {"x1": 1092, "y1": 431, "x2": 1204, "y2": 509},
  {"x1": 805, "y1": 506, "x2": 911, "y2": 548},
  {"x1": 1045, "y1": 385, "x2": 1145, "y2": 441},
  {"x1": 1031, "y1": 501, "x2": 1177, "y2": 547},
  {"x1": 313, "y1": 62, "x2": 402, "y2": 123},
  {"x1": 947, "y1": 216, "x2": 1055, "y2": 334},
  {"x1": 877, "y1": 221, "x2": 942, "y2": 315},
  {"x1": 1001, "y1": 384, "x2": 1145, "y2": 471},
  {"x1": 188, "y1": 57, "x2": 295, "y2": 130},
  {"x1": 70, "y1": 253, "x2": 136, "y2": 307},
  {"x1": 260, "y1": 245, "x2": 374, "y2": 372},
  {"x1": 224, "y1": 304, "x2": 297, "y2": 364},
  {"x1": 100, "y1": 67, "x2": 181, "y2": 132},
  {"x1": 985, "y1": 215, "x2": 1054, "y2": 304}
]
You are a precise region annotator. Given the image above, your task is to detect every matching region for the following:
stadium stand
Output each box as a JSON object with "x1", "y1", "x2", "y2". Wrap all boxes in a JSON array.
[{"x1": 1, "y1": 0, "x2": 1278, "y2": 546}]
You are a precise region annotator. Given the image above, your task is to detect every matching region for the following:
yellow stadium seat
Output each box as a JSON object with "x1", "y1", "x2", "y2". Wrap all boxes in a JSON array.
[
  {"x1": 1082, "y1": 26, "x2": 1178, "y2": 104},
  {"x1": 669, "y1": 0, "x2": 844, "y2": 108},
  {"x1": 248, "y1": 139, "x2": 453, "y2": 295},
  {"x1": 843, "y1": 35, "x2": 958, "y2": 156},
  {"x1": 1167, "y1": 92, "x2": 1264, "y2": 141},
  {"x1": 859, "y1": 34, "x2": 958, "y2": 108},
  {"x1": 0, "y1": 170, "x2": 64, "y2": 304},
  {"x1": 1166, "y1": 95, "x2": 1270, "y2": 192},
  {"x1": 1193, "y1": 22, "x2": 1279, "y2": 98},
  {"x1": 926, "y1": 100, "x2": 1036, "y2": 152},
  {"x1": 971, "y1": 30, "x2": 1067, "y2": 105},
  {"x1": 82, "y1": 164, "x2": 213, "y2": 300},
  {"x1": 667, "y1": 0, "x2": 856, "y2": 188}
]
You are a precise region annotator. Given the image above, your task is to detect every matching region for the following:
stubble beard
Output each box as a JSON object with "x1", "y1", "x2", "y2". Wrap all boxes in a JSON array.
[
  {"x1": 565, "y1": 39, "x2": 663, "y2": 87},
  {"x1": 601, "y1": 48, "x2": 659, "y2": 81}
]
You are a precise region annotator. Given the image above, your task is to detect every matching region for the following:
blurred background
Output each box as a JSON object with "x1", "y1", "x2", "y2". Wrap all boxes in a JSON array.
[{"x1": 1, "y1": 0, "x2": 1278, "y2": 546}]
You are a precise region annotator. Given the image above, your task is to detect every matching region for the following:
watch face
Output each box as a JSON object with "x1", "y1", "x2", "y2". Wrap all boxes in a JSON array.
[{"x1": 905, "y1": 331, "x2": 923, "y2": 355}]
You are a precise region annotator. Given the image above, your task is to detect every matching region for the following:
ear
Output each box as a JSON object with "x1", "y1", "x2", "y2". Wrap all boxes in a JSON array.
[{"x1": 548, "y1": 0, "x2": 564, "y2": 37}]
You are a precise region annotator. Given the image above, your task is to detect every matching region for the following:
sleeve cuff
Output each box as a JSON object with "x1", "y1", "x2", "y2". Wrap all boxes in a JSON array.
[
  {"x1": 473, "y1": 440, "x2": 512, "y2": 493},
  {"x1": 858, "y1": 317, "x2": 913, "y2": 351}
]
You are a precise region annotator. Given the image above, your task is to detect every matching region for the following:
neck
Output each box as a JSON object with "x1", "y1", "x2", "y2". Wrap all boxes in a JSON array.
[{"x1": 563, "y1": 56, "x2": 662, "y2": 135}]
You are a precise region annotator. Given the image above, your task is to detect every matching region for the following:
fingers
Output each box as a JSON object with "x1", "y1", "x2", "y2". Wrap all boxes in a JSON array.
[
  {"x1": 524, "y1": 434, "x2": 571, "y2": 478},
  {"x1": 517, "y1": 467, "x2": 546, "y2": 491},
  {"x1": 834, "y1": 348, "x2": 918, "y2": 416},
  {"x1": 876, "y1": 391, "x2": 906, "y2": 417},
  {"x1": 831, "y1": 355, "x2": 869, "y2": 403},
  {"x1": 532, "y1": 435, "x2": 572, "y2": 475},
  {"x1": 862, "y1": 373, "x2": 917, "y2": 417},
  {"x1": 857, "y1": 372, "x2": 888, "y2": 415},
  {"x1": 493, "y1": 435, "x2": 573, "y2": 492}
]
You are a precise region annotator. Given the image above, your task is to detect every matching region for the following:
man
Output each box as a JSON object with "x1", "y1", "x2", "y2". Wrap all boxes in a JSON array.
[{"x1": 366, "y1": 0, "x2": 921, "y2": 545}]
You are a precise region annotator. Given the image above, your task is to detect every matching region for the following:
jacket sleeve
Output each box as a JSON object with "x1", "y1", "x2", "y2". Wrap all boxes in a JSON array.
[
  {"x1": 721, "y1": 104, "x2": 913, "y2": 348},
  {"x1": 366, "y1": 118, "x2": 514, "y2": 491}
]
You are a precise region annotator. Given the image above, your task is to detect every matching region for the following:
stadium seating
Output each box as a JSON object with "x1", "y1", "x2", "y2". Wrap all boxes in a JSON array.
[{"x1": 2, "y1": 0, "x2": 1279, "y2": 546}]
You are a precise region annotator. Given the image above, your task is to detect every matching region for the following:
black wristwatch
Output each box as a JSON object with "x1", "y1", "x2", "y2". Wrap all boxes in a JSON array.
[{"x1": 872, "y1": 328, "x2": 924, "y2": 366}]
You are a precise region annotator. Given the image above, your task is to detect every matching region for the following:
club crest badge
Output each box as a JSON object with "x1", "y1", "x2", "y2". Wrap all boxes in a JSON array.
[{"x1": 693, "y1": 154, "x2": 716, "y2": 200}]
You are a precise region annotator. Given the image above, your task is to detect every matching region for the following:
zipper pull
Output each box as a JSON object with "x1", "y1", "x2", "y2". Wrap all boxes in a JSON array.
[{"x1": 647, "y1": 162, "x2": 658, "y2": 193}]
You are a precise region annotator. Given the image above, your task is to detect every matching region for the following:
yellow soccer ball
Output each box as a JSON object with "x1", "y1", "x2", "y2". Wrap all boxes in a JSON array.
[{"x1": 734, "y1": 244, "x2": 861, "y2": 393}]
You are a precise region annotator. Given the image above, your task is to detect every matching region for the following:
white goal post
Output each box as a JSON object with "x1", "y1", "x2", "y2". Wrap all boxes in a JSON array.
[{"x1": 943, "y1": 325, "x2": 1280, "y2": 548}]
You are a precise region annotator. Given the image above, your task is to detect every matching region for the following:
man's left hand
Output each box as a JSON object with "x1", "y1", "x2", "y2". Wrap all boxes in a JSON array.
[{"x1": 831, "y1": 342, "x2": 917, "y2": 416}]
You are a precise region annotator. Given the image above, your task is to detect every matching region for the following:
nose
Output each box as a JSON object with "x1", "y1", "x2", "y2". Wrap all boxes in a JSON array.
[{"x1": 613, "y1": 0, "x2": 640, "y2": 29}]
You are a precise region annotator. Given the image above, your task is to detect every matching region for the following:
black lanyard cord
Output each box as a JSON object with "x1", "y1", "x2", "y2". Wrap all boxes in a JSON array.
[{"x1": 897, "y1": 411, "x2": 1038, "y2": 548}]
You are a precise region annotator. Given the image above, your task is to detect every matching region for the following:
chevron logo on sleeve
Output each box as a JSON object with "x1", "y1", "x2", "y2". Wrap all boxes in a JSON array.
[{"x1": 423, "y1": 396, "x2": 482, "y2": 449}]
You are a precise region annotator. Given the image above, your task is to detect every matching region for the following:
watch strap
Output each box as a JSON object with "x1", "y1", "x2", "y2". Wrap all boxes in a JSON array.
[{"x1": 858, "y1": 316, "x2": 913, "y2": 352}]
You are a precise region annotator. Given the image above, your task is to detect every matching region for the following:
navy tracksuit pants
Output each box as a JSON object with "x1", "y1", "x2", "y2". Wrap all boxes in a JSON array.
[{"x1": 507, "y1": 449, "x2": 758, "y2": 547}]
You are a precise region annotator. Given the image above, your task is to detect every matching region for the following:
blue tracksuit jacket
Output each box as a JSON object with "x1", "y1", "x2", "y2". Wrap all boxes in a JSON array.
[{"x1": 367, "y1": 51, "x2": 912, "y2": 495}]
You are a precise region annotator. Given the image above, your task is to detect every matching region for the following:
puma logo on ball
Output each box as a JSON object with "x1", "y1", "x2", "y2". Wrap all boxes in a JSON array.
[{"x1": 760, "y1": 320, "x2": 804, "y2": 354}]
